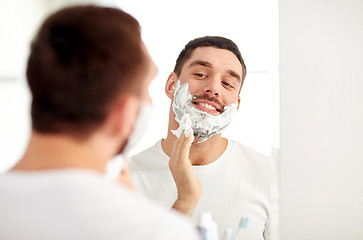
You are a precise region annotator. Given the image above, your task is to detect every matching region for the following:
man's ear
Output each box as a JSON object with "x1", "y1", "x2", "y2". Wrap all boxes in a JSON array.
[
  {"x1": 105, "y1": 94, "x2": 139, "y2": 140},
  {"x1": 237, "y1": 96, "x2": 241, "y2": 110},
  {"x1": 165, "y1": 72, "x2": 178, "y2": 99}
]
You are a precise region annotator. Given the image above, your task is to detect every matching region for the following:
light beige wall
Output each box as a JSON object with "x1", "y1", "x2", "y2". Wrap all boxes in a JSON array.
[
  {"x1": 279, "y1": 0, "x2": 363, "y2": 238},
  {"x1": 0, "y1": 0, "x2": 47, "y2": 171}
]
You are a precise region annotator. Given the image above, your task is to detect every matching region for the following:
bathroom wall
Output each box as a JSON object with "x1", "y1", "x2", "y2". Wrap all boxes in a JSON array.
[{"x1": 279, "y1": 0, "x2": 363, "y2": 238}]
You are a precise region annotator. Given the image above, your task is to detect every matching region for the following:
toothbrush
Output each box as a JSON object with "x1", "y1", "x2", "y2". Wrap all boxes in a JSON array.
[
  {"x1": 234, "y1": 217, "x2": 249, "y2": 240},
  {"x1": 223, "y1": 228, "x2": 235, "y2": 240}
]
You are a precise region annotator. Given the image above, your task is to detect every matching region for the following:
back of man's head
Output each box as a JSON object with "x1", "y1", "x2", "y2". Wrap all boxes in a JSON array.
[{"x1": 27, "y1": 5, "x2": 146, "y2": 138}]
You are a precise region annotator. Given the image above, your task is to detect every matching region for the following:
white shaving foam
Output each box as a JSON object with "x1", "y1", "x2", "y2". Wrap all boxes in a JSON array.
[
  {"x1": 172, "y1": 80, "x2": 238, "y2": 143},
  {"x1": 171, "y1": 113, "x2": 194, "y2": 142}
]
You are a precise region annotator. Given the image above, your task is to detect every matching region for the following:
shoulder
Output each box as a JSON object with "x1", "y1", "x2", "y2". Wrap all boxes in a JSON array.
[
  {"x1": 228, "y1": 140, "x2": 273, "y2": 178},
  {"x1": 130, "y1": 140, "x2": 167, "y2": 171},
  {"x1": 104, "y1": 186, "x2": 199, "y2": 240},
  {"x1": 111, "y1": 188, "x2": 198, "y2": 239},
  {"x1": 0, "y1": 170, "x2": 198, "y2": 239},
  {"x1": 229, "y1": 140, "x2": 270, "y2": 162},
  {"x1": 132, "y1": 142, "x2": 159, "y2": 160}
]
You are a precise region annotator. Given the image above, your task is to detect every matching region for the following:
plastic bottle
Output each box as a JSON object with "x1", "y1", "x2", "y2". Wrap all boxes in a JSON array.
[{"x1": 197, "y1": 212, "x2": 219, "y2": 240}]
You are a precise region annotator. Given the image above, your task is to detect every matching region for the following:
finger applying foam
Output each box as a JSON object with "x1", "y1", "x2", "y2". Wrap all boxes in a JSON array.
[{"x1": 171, "y1": 113, "x2": 194, "y2": 142}]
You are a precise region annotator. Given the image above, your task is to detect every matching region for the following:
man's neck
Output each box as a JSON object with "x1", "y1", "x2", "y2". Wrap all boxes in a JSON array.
[{"x1": 12, "y1": 131, "x2": 110, "y2": 173}]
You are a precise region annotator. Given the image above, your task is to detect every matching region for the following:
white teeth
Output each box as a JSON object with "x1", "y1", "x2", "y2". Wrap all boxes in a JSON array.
[{"x1": 198, "y1": 102, "x2": 216, "y2": 111}]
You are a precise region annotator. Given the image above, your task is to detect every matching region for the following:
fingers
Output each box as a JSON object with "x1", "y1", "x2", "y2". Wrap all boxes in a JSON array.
[
  {"x1": 172, "y1": 130, "x2": 193, "y2": 163},
  {"x1": 183, "y1": 129, "x2": 194, "y2": 146},
  {"x1": 168, "y1": 129, "x2": 202, "y2": 212}
]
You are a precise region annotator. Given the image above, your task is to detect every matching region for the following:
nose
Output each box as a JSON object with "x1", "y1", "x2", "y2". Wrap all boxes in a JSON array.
[
  {"x1": 204, "y1": 78, "x2": 220, "y2": 96},
  {"x1": 206, "y1": 89, "x2": 218, "y2": 96}
]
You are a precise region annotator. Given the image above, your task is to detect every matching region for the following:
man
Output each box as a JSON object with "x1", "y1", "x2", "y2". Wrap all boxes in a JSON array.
[
  {"x1": 0, "y1": 6, "x2": 199, "y2": 240},
  {"x1": 131, "y1": 36, "x2": 272, "y2": 239}
]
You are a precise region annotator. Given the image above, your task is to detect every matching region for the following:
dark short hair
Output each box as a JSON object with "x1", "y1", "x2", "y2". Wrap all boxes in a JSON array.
[
  {"x1": 26, "y1": 5, "x2": 145, "y2": 138},
  {"x1": 173, "y1": 36, "x2": 246, "y2": 91}
]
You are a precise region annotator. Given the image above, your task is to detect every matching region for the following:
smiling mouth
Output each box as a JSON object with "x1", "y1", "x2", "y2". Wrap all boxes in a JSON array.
[
  {"x1": 195, "y1": 102, "x2": 218, "y2": 111},
  {"x1": 192, "y1": 101, "x2": 222, "y2": 114}
]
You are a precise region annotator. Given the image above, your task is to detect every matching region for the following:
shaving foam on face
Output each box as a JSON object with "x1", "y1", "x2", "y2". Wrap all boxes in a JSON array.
[
  {"x1": 171, "y1": 113, "x2": 194, "y2": 142},
  {"x1": 172, "y1": 80, "x2": 238, "y2": 143}
]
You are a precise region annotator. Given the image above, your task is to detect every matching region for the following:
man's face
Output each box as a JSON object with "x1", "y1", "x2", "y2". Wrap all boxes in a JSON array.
[{"x1": 178, "y1": 46, "x2": 242, "y2": 115}]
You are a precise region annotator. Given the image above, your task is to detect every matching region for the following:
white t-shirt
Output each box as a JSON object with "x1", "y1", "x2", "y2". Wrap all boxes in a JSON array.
[
  {"x1": 131, "y1": 139, "x2": 272, "y2": 240},
  {"x1": 0, "y1": 169, "x2": 199, "y2": 240}
]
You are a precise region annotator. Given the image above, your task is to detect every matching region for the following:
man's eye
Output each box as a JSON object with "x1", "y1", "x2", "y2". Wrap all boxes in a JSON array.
[
  {"x1": 222, "y1": 81, "x2": 234, "y2": 88},
  {"x1": 194, "y1": 73, "x2": 207, "y2": 78}
]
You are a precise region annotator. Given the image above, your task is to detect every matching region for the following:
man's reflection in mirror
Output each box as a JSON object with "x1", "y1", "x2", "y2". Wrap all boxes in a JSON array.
[{"x1": 131, "y1": 36, "x2": 273, "y2": 240}]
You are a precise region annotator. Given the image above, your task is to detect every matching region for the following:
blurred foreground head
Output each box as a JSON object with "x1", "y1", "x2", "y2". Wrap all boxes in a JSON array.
[{"x1": 26, "y1": 5, "x2": 148, "y2": 139}]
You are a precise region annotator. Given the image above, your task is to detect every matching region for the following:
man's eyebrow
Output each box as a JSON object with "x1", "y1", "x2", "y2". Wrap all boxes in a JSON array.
[
  {"x1": 188, "y1": 60, "x2": 241, "y2": 82},
  {"x1": 227, "y1": 70, "x2": 242, "y2": 82},
  {"x1": 188, "y1": 60, "x2": 213, "y2": 68}
]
